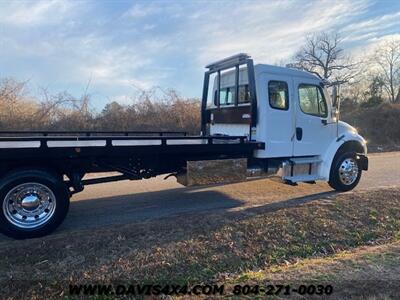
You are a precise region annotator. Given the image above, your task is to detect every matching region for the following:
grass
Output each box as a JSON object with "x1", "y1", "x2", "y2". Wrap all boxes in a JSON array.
[
  {"x1": 224, "y1": 241, "x2": 400, "y2": 299},
  {"x1": 0, "y1": 187, "x2": 399, "y2": 299}
]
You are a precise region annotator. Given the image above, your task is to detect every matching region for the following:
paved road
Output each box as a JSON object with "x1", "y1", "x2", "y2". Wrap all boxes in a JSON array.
[
  {"x1": 56, "y1": 152, "x2": 400, "y2": 232},
  {"x1": 356, "y1": 152, "x2": 400, "y2": 189}
]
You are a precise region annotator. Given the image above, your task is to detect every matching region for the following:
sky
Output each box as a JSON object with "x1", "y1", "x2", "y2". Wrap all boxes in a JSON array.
[{"x1": 0, "y1": 0, "x2": 399, "y2": 109}]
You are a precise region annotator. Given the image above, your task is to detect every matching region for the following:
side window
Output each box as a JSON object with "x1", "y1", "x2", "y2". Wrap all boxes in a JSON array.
[
  {"x1": 226, "y1": 87, "x2": 234, "y2": 105},
  {"x1": 238, "y1": 84, "x2": 250, "y2": 104},
  {"x1": 219, "y1": 89, "x2": 227, "y2": 105},
  {"x1": 268, "y1": 81, "x2": 289, "y2": 110},
  {"x1": 217, "y1": 88, "x2": 234, "y2": 106},
  {"x1": 214, "y1": 85, "x2": 249, "y2": 106},
  {"x1": 298, "y1": 84, "x2": 327, "y2": 117}
]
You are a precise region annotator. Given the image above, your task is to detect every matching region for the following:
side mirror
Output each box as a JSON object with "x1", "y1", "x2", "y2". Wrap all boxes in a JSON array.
[{"x1": 332, "y1": 85, "x2": 338, "y2": 107}]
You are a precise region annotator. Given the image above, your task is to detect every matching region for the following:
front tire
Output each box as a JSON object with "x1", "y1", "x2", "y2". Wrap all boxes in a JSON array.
[
  {"x1": 329, "y1": 152, "x2": 362, "y2": 192},
  {"x1": 0, "y1": 170, "x2": 69, "y2": 239}
]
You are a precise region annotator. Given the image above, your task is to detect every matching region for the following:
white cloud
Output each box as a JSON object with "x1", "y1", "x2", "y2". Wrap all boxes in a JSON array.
[
  {"x1": 123, "y1": 2, "x2": 165, "y2": 19},
  {"x1": 0, "y1": 0, "x2": 399, "y2": 107},
  {"x1": 0, "y1": 0, "x2": 74, "y2": 26},
  {"x1": 178, "y1": 0, "x2": 371, "y2": 66},
  {"x1": 349, "y1": 33, "x2": 400, "y2": 58},
  {"x1": 341, "y1": 11, "x2": 400, "y2": 42},
  {"x1": 69, "y1": 36, "x2": 156, "y2": 90}
]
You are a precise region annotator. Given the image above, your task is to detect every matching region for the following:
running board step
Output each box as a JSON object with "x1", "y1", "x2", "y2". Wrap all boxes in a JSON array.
[
  {"x1": 280, "y1": 156, "x2": 322, "y2": 183},
  {"x1": 288, "y1": 157, "x2": 322, "y2": 165},
  {"x1": 284, "y1": 174, "x2": 322, "y2": 184}
]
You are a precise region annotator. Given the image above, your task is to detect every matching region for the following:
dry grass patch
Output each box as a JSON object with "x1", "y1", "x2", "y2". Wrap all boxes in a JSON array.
[
  {"x1": 0, "y1": 187, "x2": 399, "y2": 299},
  {"x1": 227, "y1": 241, "x2": 400, "y2": 299}
]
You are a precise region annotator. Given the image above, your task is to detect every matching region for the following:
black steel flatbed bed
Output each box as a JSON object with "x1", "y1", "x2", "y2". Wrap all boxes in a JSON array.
[{"x1": 0, "y1": 131, "x2": 264, "y2": 187}]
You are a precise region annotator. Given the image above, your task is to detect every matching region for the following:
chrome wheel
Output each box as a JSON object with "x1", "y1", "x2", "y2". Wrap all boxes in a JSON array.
[
  {"x1": 2, "y1": 182, "x2": 56, "y2": 229},
  {"x1": 338, "y1": 158, "x2": 359, "y2": 186}
]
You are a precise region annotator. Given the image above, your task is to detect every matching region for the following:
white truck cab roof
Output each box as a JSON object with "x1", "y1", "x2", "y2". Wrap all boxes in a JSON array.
[
  {"x1": 213, "y1": 64, "x2": 320, "y2": 91},
  {"x1": 254, "y1": 64, "x2": 320, "y2": 81}
]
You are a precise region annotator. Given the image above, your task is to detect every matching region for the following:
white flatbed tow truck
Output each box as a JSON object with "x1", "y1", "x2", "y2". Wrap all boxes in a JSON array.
[{"x1": 0, "y1": 54, "x2": 368, "y2": 239}]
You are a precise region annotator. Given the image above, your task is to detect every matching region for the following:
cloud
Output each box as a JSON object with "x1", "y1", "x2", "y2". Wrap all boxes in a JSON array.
[
  {"x1": 79, "y1": 45, "x2": 155, "y2": 90},
  {"x1": 0, "y1": 1, "x2": 164, "y2": 101},
  {"x1": 0, "y1": 0, "x2": 399, "y2": 108},
  {"x1": 0, "y1": 0, "x2": 74, "y2": 26},
  {"x1": 349, "y1": 33, "x2": 400, "y2": 59},
  {"x1": 170, "y1": 0, "x2": 372, "y2": 67},
  {"x1": 123, "y1": 3, "x2": 159, "y2": 18},
  {"x1": 341, "y1": 11, "x2": 400, "y2": 42},
  {"x1": 122, "y1": 2, "x2": 181, "y2": 19}
]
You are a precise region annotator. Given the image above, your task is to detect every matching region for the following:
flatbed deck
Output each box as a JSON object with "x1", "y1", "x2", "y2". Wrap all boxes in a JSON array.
[
  {"x1": 0, "y1": 131, "x2": 262, "y2": 155},
  {"x1": 0, "y1": 131, "x2": 264, "y2": 183}
]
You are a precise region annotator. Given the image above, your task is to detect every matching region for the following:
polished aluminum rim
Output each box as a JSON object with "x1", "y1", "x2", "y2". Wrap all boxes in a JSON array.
[
  {"x1": 338, "y1": 158, "x2": 359, "y2": 186},
  {"x1": 2, "y1": 183, "x2": 56, "y2": 229}
]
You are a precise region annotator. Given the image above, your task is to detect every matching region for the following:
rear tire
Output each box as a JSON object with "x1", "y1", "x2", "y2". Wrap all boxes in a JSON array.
[
  {"x1": 329, "y1": 152, "x2": 362, "y2": 192},
  {"x1": 0, "y1": 169, "x2": 69, "y2": 239}
]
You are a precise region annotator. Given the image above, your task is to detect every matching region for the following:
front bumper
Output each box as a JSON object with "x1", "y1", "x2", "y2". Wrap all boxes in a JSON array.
[{"x1": 357, "y1": 154, "x2": 369, "y2": 171}]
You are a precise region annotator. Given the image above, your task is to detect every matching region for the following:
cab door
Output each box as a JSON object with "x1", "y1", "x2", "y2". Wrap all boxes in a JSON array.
[
  {"x1": 256, "y1": 73, "x2": 294, "y2": 157},
  {"x1": 292, "y1": 77, "x2": 335, "y2": 156}
]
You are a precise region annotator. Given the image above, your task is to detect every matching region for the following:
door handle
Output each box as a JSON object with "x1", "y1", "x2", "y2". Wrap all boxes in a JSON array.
[{"x1": 296, "y1": 127, "x2": 303, "y2": 141}]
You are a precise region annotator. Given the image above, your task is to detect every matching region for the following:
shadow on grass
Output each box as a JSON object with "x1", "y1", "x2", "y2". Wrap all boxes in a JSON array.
[
  {"x1": 62, "y1": 187, "x2": 244, "y2": 231},
  {"x1": 60, "y1": 183, "x2": 337, "y2": 233}
]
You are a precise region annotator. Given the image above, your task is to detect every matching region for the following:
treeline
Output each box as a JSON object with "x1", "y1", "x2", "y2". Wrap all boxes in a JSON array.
[
  {"x1": 288, "y1": 33, "x2": 400, "y2": 149},
  {"x1": 341, "y1": 103, "x2": 400, "y2": 150},
  {"x1": 0, "y1": 77, "x2": 399, "y2": 149},
  {"x1": 1, "y1": 75, "x2": 398, "y2": 149},
  {"x1": 0, "y1": 79, "x2": 200, "y2": 134}
]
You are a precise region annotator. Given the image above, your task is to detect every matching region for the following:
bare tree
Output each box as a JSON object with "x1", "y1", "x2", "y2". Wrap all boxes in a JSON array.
[
  {"x1": 288, "y1": 33, "x2": 357, "y2": 84},
  {"x1": 0, "y1": 78, "x2": 29, "y2": 117},
  {"x1": 372, "y1": 39, "x2": 400, "y2": 103},
  {"x1": 0, "y1": 78, "x2": 40, "y2": 130}
]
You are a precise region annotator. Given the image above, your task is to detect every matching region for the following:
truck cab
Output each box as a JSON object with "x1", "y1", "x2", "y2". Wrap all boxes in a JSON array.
[{"x1": 201, "y1": 54, "x2": 368, "y2": 191}]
